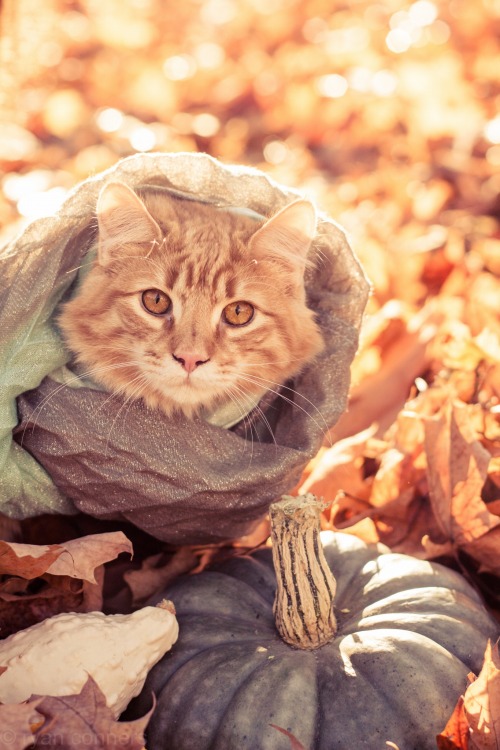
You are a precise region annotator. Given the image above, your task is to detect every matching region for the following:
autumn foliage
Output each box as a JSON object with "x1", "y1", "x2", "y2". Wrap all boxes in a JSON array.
[{"x1": 0, "y1": 0, "x2": 499, "y2": 747}]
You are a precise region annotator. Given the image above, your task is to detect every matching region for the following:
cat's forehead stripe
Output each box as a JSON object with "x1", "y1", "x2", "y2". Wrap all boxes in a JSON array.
[{"x1": 168, "y1": 256, "x2": 235, "y2": 298}]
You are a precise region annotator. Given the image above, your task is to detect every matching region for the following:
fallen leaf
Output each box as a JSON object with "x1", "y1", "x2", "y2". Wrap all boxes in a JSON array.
[
  {"x1": 0, "y1": 579, "x2": 83, "y2": 638},
  {"x1": 46, "y1": 532, "x2": 133, "y2": 583},
  {"x1": 0, "y1": 542, "x2": 63, "y2": 579},
  {"x1": 464, "y1": 641, "x2": 500, "y2": 750},
  {"x1": 329, "y1": 301, "x2": 441, "y2": 443},
  {"x1": 0, "y1": 698, "x2": 43, "y2": 750},
  {"x1": 33, "y1": 676, "x2": 153, "y2": 749},
  {"x1": 437, "y1": 695, "x2": 470, "y2": 749},
  {"x1": 124, "y1": 547, "x2": 197, "y2": 607},
  {"x1": 424, "y1": 400, "x2": 498, "y2": 547},
  {"x1": 0, "y1": 532, "x2": 132, "y2": 584},
  {"x1": 299, "y1": 427, "x2": 376, "y2": 502}
]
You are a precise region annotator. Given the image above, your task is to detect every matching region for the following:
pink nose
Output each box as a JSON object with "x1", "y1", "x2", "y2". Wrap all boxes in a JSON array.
[{"x1": 173, "y1": 352, "x2": 209, "y2": 374}]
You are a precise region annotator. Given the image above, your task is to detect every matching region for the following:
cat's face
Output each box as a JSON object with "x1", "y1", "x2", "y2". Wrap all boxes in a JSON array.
[{"x1": 58, "y1": 182, "x2": 324, "y2": 419}]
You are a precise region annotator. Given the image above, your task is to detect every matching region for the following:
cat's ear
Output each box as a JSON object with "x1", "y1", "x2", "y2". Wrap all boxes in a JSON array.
[
  {"x1": 249, "y1": 200, "x2": 316, "y2": 284},
  {"x1": 96, "y1": 182, "x2": 163, "y2": 266}
]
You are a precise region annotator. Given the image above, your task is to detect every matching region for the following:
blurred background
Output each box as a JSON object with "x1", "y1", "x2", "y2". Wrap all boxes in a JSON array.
[{"x1": 1, "y1": 1, "x2": 499, "y2": 255}]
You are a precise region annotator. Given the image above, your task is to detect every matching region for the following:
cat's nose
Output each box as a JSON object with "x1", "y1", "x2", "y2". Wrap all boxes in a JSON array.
[{"x1": 173, "y1": 352, "x2": 210, "y2": 374}]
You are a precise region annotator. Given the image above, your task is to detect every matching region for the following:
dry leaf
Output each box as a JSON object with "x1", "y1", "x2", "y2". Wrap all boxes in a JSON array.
[
  {"x1": 437, "y1": 695, "x2": 470, "y2": 750},
  {"x1": 45, "y1": 532, "x2": 133, "y2": 583},
  {"x1": 464, "y1": 641, "x2": 500, "y2": 750},
  {"x1": 0, "y1": 699, "x2": 43, "y2": 750},
  {"x1": 299, "y1": 427, "x2": 376, "y2": 502},
  {"x1": 0, "y1": 532, "x2": 132, "y2": 636},
  {"x1": 424, "y1": 400, "x2": 498, "y2": 547},
  {"x1": 124, "y1": 547, "x2": 197, "y2": 607},
  {"x1": 0, "y1": 532, "x2": 132, "y2": 583},
  {"x1": 0, "y1": 542, "x2": 63, "y2": 579},
  {"x1": 329, "y1": 302, "x2": 441, "y2": 443},
  {"x1": 33, "y1": 676, "x2": 152, "y2": 749}
]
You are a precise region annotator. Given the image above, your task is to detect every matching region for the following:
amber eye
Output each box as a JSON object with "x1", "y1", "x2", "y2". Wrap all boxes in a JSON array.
[
  {"x1": 142, "y1": 289, "x2": 171, "y2": 315},
  {"x1": 223, "y1": 301, "x2": 254, "y2": 326}
]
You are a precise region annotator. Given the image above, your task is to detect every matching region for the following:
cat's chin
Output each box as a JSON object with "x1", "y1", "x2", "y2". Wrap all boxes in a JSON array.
[{"x1": 140, "y1": 385, "x2": 221, "y2": 420}]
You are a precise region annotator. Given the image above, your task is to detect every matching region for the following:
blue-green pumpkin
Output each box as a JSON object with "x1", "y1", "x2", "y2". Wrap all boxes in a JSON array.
[{"x1": 133, "y1": 503, "x2": 498, "y2": 750}]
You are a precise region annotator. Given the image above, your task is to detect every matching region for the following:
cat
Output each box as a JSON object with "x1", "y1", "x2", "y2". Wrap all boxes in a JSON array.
[{"x1": 58, "y1": 181, "x2": 324, "y2": 424}]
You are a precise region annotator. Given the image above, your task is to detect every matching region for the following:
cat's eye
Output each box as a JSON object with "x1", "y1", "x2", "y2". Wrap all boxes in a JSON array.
[
  {"x1": 142, "y1": 289, "x2": 171, "y2": 315},
  {"x1": 223, "y1": 301, "x2": 254, "y2": 326}
]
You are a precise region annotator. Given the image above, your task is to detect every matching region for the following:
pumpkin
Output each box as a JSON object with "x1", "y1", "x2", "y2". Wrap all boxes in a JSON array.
[
  {"x1": 0, "y1": 600, "x2": 178, "y2": 717},
  {"x1": 132, "y1": 496, "x2": 499, "y2": 750}
]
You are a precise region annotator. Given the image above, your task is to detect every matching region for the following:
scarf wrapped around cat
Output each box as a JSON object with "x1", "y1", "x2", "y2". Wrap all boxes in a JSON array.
[{"x1": 0, "y1": 153, "x2": 369, "y2": 544}]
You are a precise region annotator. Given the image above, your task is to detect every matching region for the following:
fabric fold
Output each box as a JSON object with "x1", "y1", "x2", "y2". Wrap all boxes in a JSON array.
[{"x1": 1, "y1": 152, "x2": 370, "y2": 543}]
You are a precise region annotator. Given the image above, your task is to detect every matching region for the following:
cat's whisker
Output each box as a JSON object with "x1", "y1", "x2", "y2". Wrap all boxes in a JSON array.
[
  {"x1": 239, "y1": 371, "x2": 329, "y2": 428},
  {"x1": 237, "y1": 372, "x2": 330, "y2": 442},
  {"x1": 238, "y1": 354, "x2": 315, "y2": 367},
  {"x1": 56, "y1": 183, "x2": 324, "y2": 433},
  {"x1": 219, "y1": 386, "x2": 256, "y2": 462},
  {"x1": 103, "y1": 373, "x2": 151, "y2": 452},
  {"x1": 18, "y1": 359, "x2": 141, "y2": 445},
  {"x1": 20, "y1": 358, "x2": 165, "y2": 451},
  {"x1": 64, "y1": 259, "x2": 96, "y2": 275},
  {"x1": 229, "y1": 382, "x2": 278, "y2": 451}
]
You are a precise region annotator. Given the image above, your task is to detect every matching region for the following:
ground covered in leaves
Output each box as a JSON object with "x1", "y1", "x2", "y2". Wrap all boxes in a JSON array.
[{"x1": 0, "y1": 0, "x2": 499, "y2": 747}]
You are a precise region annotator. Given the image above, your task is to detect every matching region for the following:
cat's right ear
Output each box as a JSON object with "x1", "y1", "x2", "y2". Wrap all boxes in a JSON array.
[{"x1": 96, "y1": 182, "x2": 163, "y2": 266}]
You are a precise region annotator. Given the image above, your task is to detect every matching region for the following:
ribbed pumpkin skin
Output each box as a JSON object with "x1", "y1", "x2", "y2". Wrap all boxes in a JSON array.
[{"x1": 137, "y1": 533, "x2": 498, "y2": 750}]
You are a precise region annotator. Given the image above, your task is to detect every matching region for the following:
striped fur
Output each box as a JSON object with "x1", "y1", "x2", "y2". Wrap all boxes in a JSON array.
[{"x1": 59, "y1": 182, "x2": 324, "y2": 419}]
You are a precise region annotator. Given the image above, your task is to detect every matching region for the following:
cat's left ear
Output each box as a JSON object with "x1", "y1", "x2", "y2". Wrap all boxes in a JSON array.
[
  {"x1": 96, "y1": 181, "x2": 163, "y2": 266},
  {"x1": 249, "y1": 200, "x2": 317, "y2": 285}
]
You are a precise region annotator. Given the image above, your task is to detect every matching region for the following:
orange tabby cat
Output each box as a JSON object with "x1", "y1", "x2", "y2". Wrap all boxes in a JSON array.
[{"x1": 58, "y1": 182, "x2": 324, "y2": 421}]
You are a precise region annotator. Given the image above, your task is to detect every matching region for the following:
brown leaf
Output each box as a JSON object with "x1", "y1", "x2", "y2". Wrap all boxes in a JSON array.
[
  {"x1": 424, "y1": 400, "x2": 498, "y2": 547},
  {"x1": 33, "y1": 676, "x2": 152, "y2": 749},
  {"x1": 0, "y1": 534, "x2": 130, "y2": 636},
  {"x1": 464, "y1": 641, "x2": 500, "y2": 750},
  {"x1": 0, "y1": 532, "x2": 132, "y2": 584},
  {"x1": 0, "y1": 699, "x2": 43, "y2": 750},
  {"x1": 299, "y1": 427, "x2": 375, "y2": 503},
  {"x1": 329, "y1": 302, "x2": 441, "y2": 443},
  {"x1": 46, "y1": 532, "x2": 133, "y2": 584},
  {"x1": 462, "y1": 527, "x2": 500, "y2": 578},
  {"x1": 124, "y1": 547, "x2": 197, "y2": 607},
  {"x1": 0, "y1": 542, "x2": 63, "y2": 579},
  {"x1": 0, "y1": 581, "x2": 83, "y2": 638},
  {"x1": 437, "y1": 695, "x2": 470, "y2": 749}
]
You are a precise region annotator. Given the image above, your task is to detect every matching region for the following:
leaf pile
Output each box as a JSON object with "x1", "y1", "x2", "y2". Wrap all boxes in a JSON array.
[{"x1": 0, "y1": 532, "x2": 132, "y2": 637}]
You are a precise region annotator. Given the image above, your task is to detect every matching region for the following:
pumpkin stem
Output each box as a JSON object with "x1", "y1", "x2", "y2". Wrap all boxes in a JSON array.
[{"x1": 269, "y1": 494, "x2": 337, "y2": 650}]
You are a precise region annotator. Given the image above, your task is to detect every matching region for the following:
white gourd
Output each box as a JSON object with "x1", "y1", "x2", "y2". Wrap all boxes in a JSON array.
[{"x1": 0, "y1": 601, "x2": 178, "y2": 717}]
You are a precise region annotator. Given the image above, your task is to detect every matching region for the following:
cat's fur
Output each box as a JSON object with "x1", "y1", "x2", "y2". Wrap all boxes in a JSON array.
[{"x1": 58, "y1": 182, "x2": 323, "y2": 420}]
